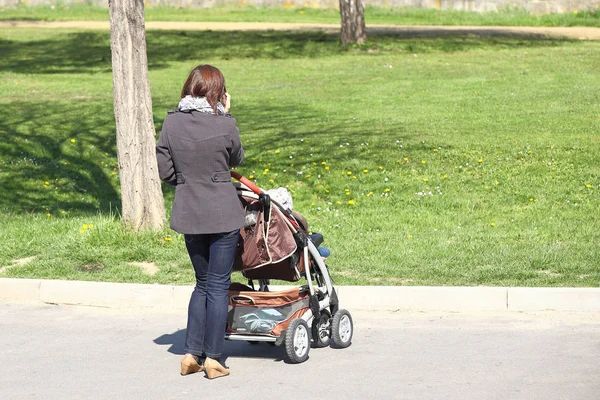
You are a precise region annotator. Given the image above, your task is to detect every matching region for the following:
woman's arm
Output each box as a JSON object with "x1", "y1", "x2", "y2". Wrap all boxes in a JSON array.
[
  {"x1": 156, "y1": 122, "x2": 178, "y2": 186},
  {"x1": 229, "y1": 125, "x2": 244, "y2": 167}
]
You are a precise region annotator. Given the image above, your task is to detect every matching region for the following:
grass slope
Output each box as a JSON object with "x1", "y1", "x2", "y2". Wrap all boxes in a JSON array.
[{"x1": 0, "y1": 28, "x2": 599, "y2": 286}]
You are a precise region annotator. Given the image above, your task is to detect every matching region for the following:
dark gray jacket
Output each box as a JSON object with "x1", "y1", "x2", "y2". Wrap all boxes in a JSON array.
[{"x1": 156, "y1": 110, "x2": 245, "y2": 234}]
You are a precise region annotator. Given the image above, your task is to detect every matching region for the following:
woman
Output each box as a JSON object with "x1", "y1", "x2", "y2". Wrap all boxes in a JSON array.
[{"x1": 156, "y1": 64, "x2": 244, "y2": 379}]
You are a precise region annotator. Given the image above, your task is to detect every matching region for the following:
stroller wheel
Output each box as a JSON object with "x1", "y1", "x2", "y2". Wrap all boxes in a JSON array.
[
  {"x1": 331, "y1": 309, "x2": 353, "y2": 349},
  {"x1": 311, "y1": 310, "x2": 331, "y2": 348},
  {"x1": 285, "y1": 319, "x2": 311, "y2": 364}
]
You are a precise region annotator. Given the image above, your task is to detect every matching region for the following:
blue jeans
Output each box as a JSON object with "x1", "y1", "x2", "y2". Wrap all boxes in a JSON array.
[{"x1": 183, "y1": 230, "x2": 239, "y2": 359}]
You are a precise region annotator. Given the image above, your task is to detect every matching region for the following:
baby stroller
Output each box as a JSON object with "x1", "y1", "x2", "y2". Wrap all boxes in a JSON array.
[{"x1": 226, "y1": 171, "x2": 354, "y2": 363}]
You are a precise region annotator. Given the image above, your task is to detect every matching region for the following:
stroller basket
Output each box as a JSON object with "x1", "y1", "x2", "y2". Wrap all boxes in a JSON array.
[{"x1": 227, "y1": 283, "x2": 310, "y2": 336}]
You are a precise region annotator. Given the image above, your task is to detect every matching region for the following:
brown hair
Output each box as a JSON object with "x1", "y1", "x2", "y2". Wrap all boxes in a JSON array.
[{"x1": 180, "y1": 64, "x2": 226, "y2": 114}]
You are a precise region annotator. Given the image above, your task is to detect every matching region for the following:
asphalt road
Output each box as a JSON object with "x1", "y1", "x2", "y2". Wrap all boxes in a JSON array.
[{"x1": 1, "y1": 301, "x2": 599, "y2": 400}]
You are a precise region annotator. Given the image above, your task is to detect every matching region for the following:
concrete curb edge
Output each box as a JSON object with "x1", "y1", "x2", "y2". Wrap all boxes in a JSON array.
[{"x1": 1, "y1": 278, "x2": 600, "y2": 311}]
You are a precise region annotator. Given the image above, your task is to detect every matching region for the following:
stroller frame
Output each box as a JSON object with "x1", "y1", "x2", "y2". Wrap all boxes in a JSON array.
[{"x1": 225, "y1": 172, "x2": 353, "y2": 363}]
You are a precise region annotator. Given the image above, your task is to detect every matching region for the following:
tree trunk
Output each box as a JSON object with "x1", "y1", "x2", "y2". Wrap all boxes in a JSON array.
[
  {"x1": 108, "y1": 0, "x2": 165, "y2": 231},
  {"x1": 339, "y1": 0, "x2": 367, "y2": 45}
]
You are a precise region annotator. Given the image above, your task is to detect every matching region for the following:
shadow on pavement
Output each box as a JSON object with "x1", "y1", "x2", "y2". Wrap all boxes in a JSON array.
[{"x1": 153, "y1": 329, "x2": 286, "y2": 363}]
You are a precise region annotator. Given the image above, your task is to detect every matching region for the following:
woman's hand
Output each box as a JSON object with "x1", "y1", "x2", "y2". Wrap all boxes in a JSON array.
[{"x1": 222, "y1": 92, "x2": 231, "y2": 113}]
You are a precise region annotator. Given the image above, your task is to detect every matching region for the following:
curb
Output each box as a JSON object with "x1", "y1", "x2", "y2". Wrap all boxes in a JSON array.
[{"x1": 1, "y1": 278, "x2": 600, "y2": 311}]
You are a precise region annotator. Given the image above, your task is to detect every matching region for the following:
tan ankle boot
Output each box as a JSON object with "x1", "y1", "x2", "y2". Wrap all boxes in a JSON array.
[
  {"x1": 204, "y1": 357, "x2": 230, "y2": 379},
  {"x1": 180, "y1": 354, "x2": 203, "y2": 376}
]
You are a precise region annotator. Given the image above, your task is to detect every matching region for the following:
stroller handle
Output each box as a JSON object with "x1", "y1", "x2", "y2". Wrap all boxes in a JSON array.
[{"x1": 231, "y1": 171, "x2": 263, "y2": 195}]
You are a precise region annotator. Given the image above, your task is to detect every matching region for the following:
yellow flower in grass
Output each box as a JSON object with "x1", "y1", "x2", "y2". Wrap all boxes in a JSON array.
[
  {"x1": 312, "y1": 162, "x2": 317, "y2": 166},
  {"x1": 249, "y1": 174, "x2": 255, "y2": 180},
  {"x1": 495, "y1": 181, "x2": 500, "y2": 185},
  {"x1": 263, "y1": 168, "x2": 269, "y2": 174},
  {"x1": 403, "y1": 157, "x2": 409, "y2": 162},
  {"x1": 490, "y1": 222, "x2": 496, "y2": 227},
  {"x1": 478, "y1": 159, "x2": 483, "y2": 163},
  {"x1": 46, "y1": 213, "x2": 51, "y2": 217},
  {"x1": 269, "y1": 179, "x2": 275, "y2": 184},
  {"x1": 336, "y1": 201, "x2": 342, "y2": 205},
  {"x1": 443, "y1": 175, "x2": 448, "y2": 179},
  {"x1": 347, "y1": 171, "x2": 352, "y2": 176},
  {"x1": 363, "y1": 169, "x2": 369, "y2": 173},
  {"x1": 586, "y1": 183, "x2": 592, "y2": 189},
  {"x1": 321, "y1": 161, "x2": 327, "y2": 165},
  {"x1": 79, "y1": 229, "x2": 85, "y2": 234},
  {"x1": 275, "y1": 150, "x2": 280, "y2": 154},
  {"x1": 378, "y1": 166, "x2": 384, "y2": 170},
  {"x1": 82, "y1": 224, "x2": 89, "y2": 230},
  {"x1": 70, "y1": 139, "x2": 76, "y2": 144},
  {"x1": 421, "y1": 160, "x2": 426, "y2": 165},
  {"x1": 423, "y1": 178, "x2": 428, "y2": 183},
  {"x1": 367, "y1": 191, "x2": 373, "y2": 196},
  {"x1": 384, "y1": 188, "x2": 391, "y2": 193},
  {"x1": 433, "y1": 148, "x2": 438, "y2": 153},
  {"x1": 407, "y1": 234, "x2": 413, "y2": 239},
  {"x1": 324, "y1": 166, "x2": 330, "y2": 171},
  {"x1": 347, "y1": 200, "x2": 356, "y2": 205}
]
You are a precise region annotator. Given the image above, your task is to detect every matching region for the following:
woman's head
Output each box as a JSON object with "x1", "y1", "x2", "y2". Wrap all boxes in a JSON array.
[{"x1": 181, "y1": 64, "x2": 226, "y2": 114}]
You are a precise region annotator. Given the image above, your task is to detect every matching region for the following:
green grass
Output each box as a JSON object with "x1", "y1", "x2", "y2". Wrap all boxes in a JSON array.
[
  {"x1": 1, "y1": 27, "x2": 599, "y2": 287},
  {"x1": 0, "y1": 4, "x2": 599, "y2": 27}
]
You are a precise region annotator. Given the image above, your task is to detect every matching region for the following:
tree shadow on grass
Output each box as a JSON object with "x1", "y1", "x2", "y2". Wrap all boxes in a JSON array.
[
  {"x1": 0, "y1": 101, "x2": 121, "y2": 215},
  {"x1": 0, "y1": 29, "x2": 575, "y2": 74},
  {"x1": 0, "y1": 96, "x2": 412, "y2": 215},
  {"x1": 368, "y1": 25, "x2": 578, "y2": 40},
  {"x1": 231, "y1": 100, "x2": 415, "y2": 179}
]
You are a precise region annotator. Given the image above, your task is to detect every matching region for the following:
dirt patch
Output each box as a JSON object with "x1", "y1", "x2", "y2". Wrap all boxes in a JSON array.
[
  {"x1": 75, "y1": 263, "x2": 104, "y2": 273},
  {"x1": 128, "y1": 261, "x2": 160, "y2": 276},
  {"x1": 0, "y1": 21, "x2": 598, "y2": 40},
  {"x1": 0, "y1": 256, "x2": 36, "y2": 274},
  {"x1": 536, "y1": 270, "x2": 562, "y2": 278},
  {"x1": 371, "y1": 277, "x2": 415, "y2": 284}
]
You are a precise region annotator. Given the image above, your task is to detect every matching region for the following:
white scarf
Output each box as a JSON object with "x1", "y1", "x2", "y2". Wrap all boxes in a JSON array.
[{"x1": 177, "y1": 95, "x2": 225, "y2": 115}]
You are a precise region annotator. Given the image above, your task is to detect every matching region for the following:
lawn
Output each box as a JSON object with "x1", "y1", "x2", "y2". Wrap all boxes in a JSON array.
[
  {"x1": 0, "y1": 27, "x2": 599, "y2": 287},
  {"x1": 0, "y1": 4, "x2": 599, "y2": 27}
]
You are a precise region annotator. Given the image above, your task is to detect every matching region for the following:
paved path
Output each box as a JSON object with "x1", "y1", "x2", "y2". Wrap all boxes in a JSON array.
[
  {"x1": 1, "y1": 20, "x2": 599, "y2": 40},
  {"x1": 1, "y1": 301, "x2": 599, "y2": 400}
]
